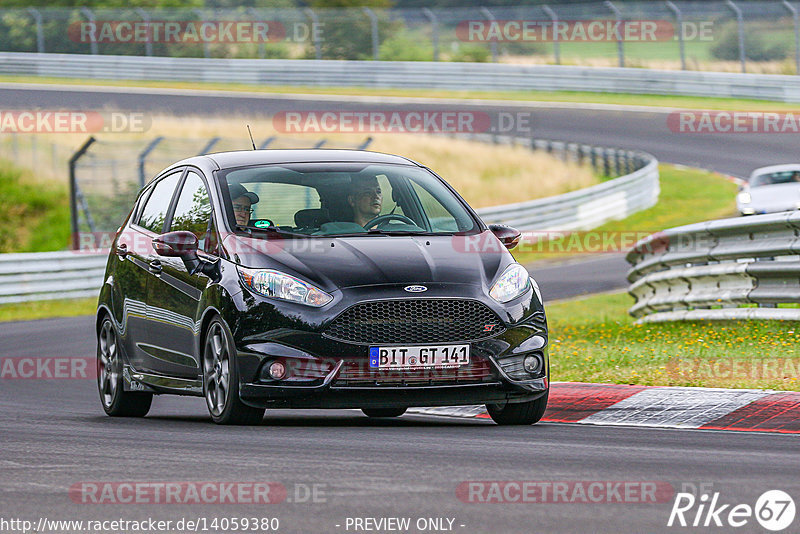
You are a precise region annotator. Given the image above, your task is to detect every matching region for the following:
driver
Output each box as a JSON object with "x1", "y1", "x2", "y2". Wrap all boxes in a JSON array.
[
  {"x1": 347, "y1": 176, "x2": 382, "y2": 227},
  {"x1": 229, "y1": 183, "x2": 260, "y2": 226}
]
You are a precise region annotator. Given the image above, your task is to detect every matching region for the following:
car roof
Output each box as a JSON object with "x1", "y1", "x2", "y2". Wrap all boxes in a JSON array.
[
  {"x1": 174, "y1": 149, "x2": 422, "y2": 170},
  {"x1": 750, "y1": 163, "x2": 800, "y2": 177}
]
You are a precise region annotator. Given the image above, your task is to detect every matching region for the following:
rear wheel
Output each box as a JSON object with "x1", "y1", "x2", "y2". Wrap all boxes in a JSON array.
[
  {"x1": 486, "y1": 392, "x2": 548, "y2": 425},
  {"x1": 362, "y1": 407, "x2": 407, "y2": 418},
  {"x1": 203, "y1": 318, "x2": 265, "y2": 425},
  {"x1": 97, "y1": 317, "x2": 152, "y2": 417}
]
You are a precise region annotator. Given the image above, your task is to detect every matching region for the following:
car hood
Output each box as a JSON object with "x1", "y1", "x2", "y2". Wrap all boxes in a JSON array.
[
  {"x1": 745, "y1": 183, "x2": 800, "y2": 212},
  {"x1": 223, "y1": 232, "x2": 512, "y2": 292}
]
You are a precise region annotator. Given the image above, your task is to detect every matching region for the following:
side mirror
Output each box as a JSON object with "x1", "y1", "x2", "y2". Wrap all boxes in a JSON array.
[
  {"x1": 153, "y1": 231, "x2": 198, "y2": 258},
  {"x1": 489, "y1": 224, "x2": 522, "y2": 250},
  {"x1": 152, "y1": 231, "x2": 205, "y2": 275}
]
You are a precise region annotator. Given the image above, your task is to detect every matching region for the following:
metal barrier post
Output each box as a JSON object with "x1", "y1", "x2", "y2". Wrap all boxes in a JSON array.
[
  {"x1": 304, "y1": 8, "x2": 322, "y2": 60},
  {"x1": 247, "y1": 8, "x2": 266, "y2": 58},
  {"x1": 479, "y1": 7, "x2": 498, "y2": 63},
  {"x1": 199, "y1": 137, "x2": 221, "y2": 154},
  {"x1": 604, "y1": 1, "x2": 624, "y2": 67},
  {"x1": 26, "y1": 8, "x2": 45, "y2": 53},
  {"x1": 80, "y1": 7, "x2": 99, "y2": 55},
  {"x1": 665, "y1": 1, "x2": 686, "y2": 70},
  {"x1": 134, "y1": 8, "x2": 153, "y2": 57},
  {"x1": 784, "y1": 1, "x2": 800, "y2": 75},
  {"x1": 194, "y1": 10, "x2": 211, "y2": 58},
  {"x1": 362, "y1": 7, "x2": 379, "y2": 60},
  {"x1": 542, "y1": 5, "x2": 560, "y2": 65},
  {"x1": 138, "y1": 136, "x2": 163, "y2": 188},
  {"x1": 69, "y1": 137, "x2": 96, "y2": 250},
  {"x1": 422, "y1": 8, "x2": 439, "y2": 61},
  {"x1": 725, "y1": 0, "x2": 746, "y2": 73}
]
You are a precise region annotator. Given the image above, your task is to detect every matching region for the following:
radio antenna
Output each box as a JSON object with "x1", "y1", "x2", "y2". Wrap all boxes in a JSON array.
[{"x1": 246, "y1": 125, "x2": 256, "y2": 150}]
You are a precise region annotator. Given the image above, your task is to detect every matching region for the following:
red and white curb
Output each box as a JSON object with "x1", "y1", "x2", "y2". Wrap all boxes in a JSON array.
[{"x1": 409, "y1": 382, "x2": 800, "y2": 434}]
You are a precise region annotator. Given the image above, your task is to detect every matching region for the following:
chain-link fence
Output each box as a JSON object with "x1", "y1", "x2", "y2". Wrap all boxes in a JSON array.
[
  {"x1": 1, "y1": 2, "x2": 799, "y2": 73},
  {"x1": 0, "y1": 134, "x2": 371, "y2": 247}
]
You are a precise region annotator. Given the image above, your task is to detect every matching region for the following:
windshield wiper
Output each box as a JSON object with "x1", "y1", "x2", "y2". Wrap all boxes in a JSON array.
[{"x1": 366, "y1": 229, "x2": 439, "y2": 236}]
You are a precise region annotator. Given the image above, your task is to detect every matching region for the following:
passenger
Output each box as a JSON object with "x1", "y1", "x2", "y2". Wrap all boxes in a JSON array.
[{"x1": 347, "y1": 176, "x2": 382, "y2": 227}]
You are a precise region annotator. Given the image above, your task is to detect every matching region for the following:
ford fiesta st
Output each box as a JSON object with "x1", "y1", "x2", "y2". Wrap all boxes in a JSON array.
[{"x1": 96, "y1": 149, "x2": 549, "y2": 425}]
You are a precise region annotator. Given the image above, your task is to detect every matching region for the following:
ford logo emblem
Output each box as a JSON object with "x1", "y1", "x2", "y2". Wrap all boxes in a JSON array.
[{"x1": 404, "y1": 285, "x2": 428, "y2": 293}]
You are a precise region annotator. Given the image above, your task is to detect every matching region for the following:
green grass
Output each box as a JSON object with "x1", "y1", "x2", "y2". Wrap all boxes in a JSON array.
[
  {"x1": 0, "y1": 297, "x2": 96, "y2": 323},
  {"x1": 513, "y1": 164, "x2": 739, "y2": 265},
  {"x1": 548, "y1": 292, "x2": 800, "y2": 390},
  {"x1": 0, "y1": 162, "x2": 70, "y2": 253},
  {"x1": 5, "y1": 75, "x2": 800, "y2": 111}
]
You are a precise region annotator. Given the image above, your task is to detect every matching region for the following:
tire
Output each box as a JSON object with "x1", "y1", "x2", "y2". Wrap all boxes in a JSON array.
[
  {"x1": 362, "y1": 407, "x2": 407, "y2": 418},
  {"x1": 203, "y1": 317, "x2": 265, "y2": 425},
  {"x1": 486, "y1": 391, "x2": 548, "y2": 425},
  {"x1": 97, "y1": 316, "x2": 152, "y2": 417}
]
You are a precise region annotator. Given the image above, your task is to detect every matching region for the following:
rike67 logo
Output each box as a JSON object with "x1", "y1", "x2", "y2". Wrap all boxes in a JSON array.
[{"x1": 668, "y1": 490, "x2": 795, "y2": 531}]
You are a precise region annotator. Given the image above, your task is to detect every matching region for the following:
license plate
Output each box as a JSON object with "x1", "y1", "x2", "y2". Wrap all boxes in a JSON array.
[{"x1": 368, "y1": 345, "x2": 470, "y2": 369}]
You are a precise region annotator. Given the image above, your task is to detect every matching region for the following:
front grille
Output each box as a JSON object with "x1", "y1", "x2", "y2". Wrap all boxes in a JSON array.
[
  {"x1": 332, "y1": 357, "x2": 495, "y2": 387},
  {"x1": 323, "y1": 299, "x2": 505, "y2": 344}
]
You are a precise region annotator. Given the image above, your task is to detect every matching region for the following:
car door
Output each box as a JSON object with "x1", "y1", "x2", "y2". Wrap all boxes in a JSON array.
[
  {"x1": 145, "y1": 169, "x2": 217, "y2": 379},
  {"x1": 119, "y1": 169, "x2": 184, "y2": 373}
]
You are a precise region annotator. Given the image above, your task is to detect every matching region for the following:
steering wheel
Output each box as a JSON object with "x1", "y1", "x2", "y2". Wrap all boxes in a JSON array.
[{"x1": 364, "y1": 213, "x2": 417, "y2": 229}]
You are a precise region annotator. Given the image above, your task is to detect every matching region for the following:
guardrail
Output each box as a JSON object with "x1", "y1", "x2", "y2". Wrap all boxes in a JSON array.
[
  {"x1": 0, "y1": 251, "x2": 107, "y2": 305},
  {"x1": 4, "y1": 52, "x2": 800, "y2": 102},
  {"x1": 475, "y1": 136, "x2": 658, "y2": 231},
  {"x1": 626, "y1": 211, "x2": 800, "y2": 323},
  {"x1": 0, "y1": 136, "x2": 658, "y2": 304}
]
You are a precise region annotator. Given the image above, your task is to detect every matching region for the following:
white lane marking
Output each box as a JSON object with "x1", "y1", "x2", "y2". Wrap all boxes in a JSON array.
[
  {"x1": 579, "y1": 387, "x2": 773, "y2": 428},
  {"x1": 0, "y1": 82, "x2": 679, "y2": 114},
  {"x1": 408, "y1": 406, "x2": 486, "y2": 418}
]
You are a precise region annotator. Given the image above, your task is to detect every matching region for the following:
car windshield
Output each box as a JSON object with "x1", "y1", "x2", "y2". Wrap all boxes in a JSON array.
[
  {"x1": 217, "y1": 162, "x2": 479, "y2": 236},
  {"x1": 750, "y1": 170, "x2": 800, "y2": 187}
]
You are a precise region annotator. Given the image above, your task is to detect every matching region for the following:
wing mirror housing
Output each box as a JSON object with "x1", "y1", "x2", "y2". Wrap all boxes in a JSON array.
[
  {"x1": 152, "y1": 231, "x2": 217, "y2": 277},
  {"x1": 489, "y1": 224, "x2": 522, "y2": 250}
]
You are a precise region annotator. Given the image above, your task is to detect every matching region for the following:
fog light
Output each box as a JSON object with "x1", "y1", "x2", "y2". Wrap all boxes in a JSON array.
[
  {"x1": 268, "y1": 361, "x2": 286, "y2": 380},
  {"x1": 523, "y1": 354, "x2": 542, "y2": 374}
]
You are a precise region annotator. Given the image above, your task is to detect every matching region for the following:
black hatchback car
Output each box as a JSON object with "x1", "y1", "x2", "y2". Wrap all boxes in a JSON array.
[{"x1": 96, "y1": 149, "x2": 549, "y2": 425}]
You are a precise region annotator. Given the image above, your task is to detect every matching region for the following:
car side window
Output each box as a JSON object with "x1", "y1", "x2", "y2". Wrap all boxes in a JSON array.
[
  {"x1": 137, "y1": 172, "x2": 183, "y2": 234},
  {"x1": 169, "y1": 171, "x2": 216, "y2": 254}
]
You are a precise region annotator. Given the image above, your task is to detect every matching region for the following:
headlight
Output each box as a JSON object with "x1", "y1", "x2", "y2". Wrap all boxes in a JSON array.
[
  {"x1": 238, "y1": 267, "x2": 333, "y2": 307},
  {"x1": 489, "y1": 264, "x2": 531, "y2": 303},
  {"x1": 737, "y1": 191, "x2": 752, "y2": 204}
]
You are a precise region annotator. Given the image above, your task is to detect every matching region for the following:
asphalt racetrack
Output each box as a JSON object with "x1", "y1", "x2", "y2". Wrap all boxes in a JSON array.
[{"x1": 1, "y1": 84, "x2": 799, "y2": 533}]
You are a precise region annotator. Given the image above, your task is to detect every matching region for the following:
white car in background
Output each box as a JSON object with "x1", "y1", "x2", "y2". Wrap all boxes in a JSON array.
[{"x1": 737, "y1": 164, "x2": 800, "y2": 215}]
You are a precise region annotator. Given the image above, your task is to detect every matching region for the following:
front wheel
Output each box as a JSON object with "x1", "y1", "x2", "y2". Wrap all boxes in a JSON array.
[
  {"x1": 203, "y1": 318, "x2": 265, "y2": 425},
  {"x1": 486, "y1": 392, "x2": 548, "y2": 425},
  {"x1": 97, "y1": 317, "x2": 152, "y2": 417},
  {"x1": 362, "y1": 407, "x2": 407, "y2": 418}
]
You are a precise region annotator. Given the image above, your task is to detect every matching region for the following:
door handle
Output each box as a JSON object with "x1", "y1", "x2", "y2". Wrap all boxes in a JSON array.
[
  {"x1": 149, "y1": 259, "x2": 162, "y2": 274},
  {"x1": 115, "y1": 243, "x2": 128, "y2": 258}
]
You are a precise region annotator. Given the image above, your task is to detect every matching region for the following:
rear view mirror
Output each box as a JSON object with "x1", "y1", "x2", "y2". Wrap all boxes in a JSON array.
[{"x1": 489, "y1": 224, "x2": 522, "y2": 250}]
